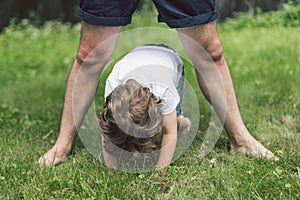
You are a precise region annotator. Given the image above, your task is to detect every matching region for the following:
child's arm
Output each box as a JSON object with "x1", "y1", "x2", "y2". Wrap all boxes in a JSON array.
[{"x1": 156, "y1": 110, "x2": 178, "y2": 170}]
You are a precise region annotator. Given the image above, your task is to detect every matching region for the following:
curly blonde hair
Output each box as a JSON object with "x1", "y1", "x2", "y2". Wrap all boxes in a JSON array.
[{"x1": 98, "y1": 79, "x2": 163, "y2": 154}]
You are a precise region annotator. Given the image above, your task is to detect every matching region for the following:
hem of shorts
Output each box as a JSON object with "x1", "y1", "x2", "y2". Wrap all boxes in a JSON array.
[
  {"x1": 160, "y1": 10, "x2": 218, "y2": 28},
  {"x1": 78, "y1": 7, "x2": 132, "y2": 26}
]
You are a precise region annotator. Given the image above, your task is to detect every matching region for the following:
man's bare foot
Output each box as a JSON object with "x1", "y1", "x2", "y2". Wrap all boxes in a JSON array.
[
  {"x1": 177, "y1": 116, "x2": 191, "y2": 138},
  {"x1": 230, "y1": 135, "x2": 279, "y2": 161},
  {"x1": 39, "y1": 146, "x2": 70, "y2": 167}
]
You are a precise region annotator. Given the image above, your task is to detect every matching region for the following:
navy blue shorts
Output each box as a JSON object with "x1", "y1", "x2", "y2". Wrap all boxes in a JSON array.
[{"x1": 78, "y1": 0, "x2": 217, "y2": 28}]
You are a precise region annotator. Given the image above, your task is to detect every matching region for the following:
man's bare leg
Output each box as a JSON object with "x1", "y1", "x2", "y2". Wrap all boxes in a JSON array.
[
  {"x1": 39, "y1": 23, "x2": 121, "y2": 166},
  {"x1": 177, "y1": 21, "x2": 278, "y2": 160}
]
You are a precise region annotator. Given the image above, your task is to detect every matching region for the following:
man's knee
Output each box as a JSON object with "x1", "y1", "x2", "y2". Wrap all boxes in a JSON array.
[
  {"x1": 76, "y1": 45, "x2": 91, "y2": 65},
  {"x1": 76, "y1": 23, "x2": 121, "y2": 65},
  {"x1": 76, "y1": 43, "x2": 112, "y2": 66},
  {"x1": 178, "y1": 21, "x2": 224, "y2": 64},
  {"x1": 206, "y1": 39, "x2": 224, "y2": 64}
]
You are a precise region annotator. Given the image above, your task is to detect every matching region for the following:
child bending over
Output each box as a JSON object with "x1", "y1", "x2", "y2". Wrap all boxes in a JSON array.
[{"x1": 98, "y1": 44, "x2": 191, "y2": 171}]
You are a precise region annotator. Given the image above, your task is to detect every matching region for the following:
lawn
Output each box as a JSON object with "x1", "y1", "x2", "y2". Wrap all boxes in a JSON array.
[{"x1": 0, "y1": 16, "x2": 299, "y2": 199}]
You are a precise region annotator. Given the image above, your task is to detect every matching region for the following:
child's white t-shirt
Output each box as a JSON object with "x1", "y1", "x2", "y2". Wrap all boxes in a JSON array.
[{"x1": 104, "y1": 45, "x2": 184, "y2": 115}]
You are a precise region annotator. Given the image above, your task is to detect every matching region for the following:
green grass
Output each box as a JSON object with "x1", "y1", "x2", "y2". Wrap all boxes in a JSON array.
[{"x1": 0, "y1": 16, "x2": 300, "y2": 199}]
